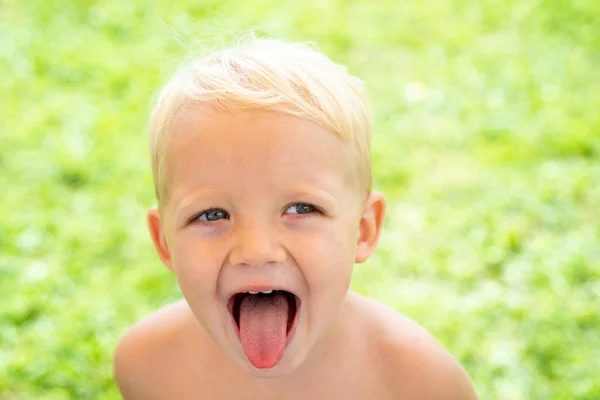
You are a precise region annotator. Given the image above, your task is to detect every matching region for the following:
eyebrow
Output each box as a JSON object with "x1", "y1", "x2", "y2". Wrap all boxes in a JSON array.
[
  {"x1": 285, "y1": 186, "x2": 338, "y2": 208},
  {"x1": 172, "y1": 188, "x2": 223, "y2": 217}
]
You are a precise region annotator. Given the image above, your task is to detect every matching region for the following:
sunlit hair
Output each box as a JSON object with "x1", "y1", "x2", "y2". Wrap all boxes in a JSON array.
[{"x1": 149, "y1": 36, "x2": 372, "y2": 204}]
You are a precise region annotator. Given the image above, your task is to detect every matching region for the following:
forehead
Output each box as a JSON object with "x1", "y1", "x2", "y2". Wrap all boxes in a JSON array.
[{"x1": 163, "y1": 106, "x2": 356, "y2": 205}]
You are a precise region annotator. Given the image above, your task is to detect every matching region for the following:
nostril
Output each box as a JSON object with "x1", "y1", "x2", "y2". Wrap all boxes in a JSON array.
[{"x1": 228, "y1": 230, "x2": 287, "y2": 268}]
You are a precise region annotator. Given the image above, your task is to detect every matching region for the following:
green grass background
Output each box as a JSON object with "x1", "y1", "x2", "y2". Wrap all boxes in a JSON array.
[{"x1": 1, "y1": 0, "x2": 599, "y2": 398}]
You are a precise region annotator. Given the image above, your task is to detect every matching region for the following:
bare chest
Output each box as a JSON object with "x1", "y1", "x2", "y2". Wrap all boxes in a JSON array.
[{"x1": 165, "y1": 360, "x2": 392, "y2": 400}]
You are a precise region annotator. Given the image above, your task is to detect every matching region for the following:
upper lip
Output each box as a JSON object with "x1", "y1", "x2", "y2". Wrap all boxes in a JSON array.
[{"x1": 226, "y1": 284, "x2": 298, "y2": 300}]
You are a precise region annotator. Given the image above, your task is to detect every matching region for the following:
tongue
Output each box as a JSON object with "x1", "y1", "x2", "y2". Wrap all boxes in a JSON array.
[{"x1": 239, "y1": 292, "x2": 289, "y2": 368}]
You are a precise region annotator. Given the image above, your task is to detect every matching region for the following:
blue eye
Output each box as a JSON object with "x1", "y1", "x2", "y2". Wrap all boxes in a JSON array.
[
  {"x1": 285, "y1": 203, "x2": 316, "y2": 215},
  {"x1": 197, "y1": 209, "x2": 229, "y2": 222}
]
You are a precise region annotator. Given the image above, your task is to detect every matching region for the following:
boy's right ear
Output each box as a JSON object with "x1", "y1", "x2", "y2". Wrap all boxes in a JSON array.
[{"x1": 147, "y1": 206, "x2": 174, "y2": 272}]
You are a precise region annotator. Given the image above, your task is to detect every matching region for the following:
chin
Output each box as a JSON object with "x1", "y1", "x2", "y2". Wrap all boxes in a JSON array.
[{"x1": 239, "y1": 353, "x2": 303, "y2": 379}]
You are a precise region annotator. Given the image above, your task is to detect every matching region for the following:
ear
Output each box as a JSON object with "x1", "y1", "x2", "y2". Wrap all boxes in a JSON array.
[
  {"x1": 355, "y1": 191, "x2": 386, "y2": 264},
  {"x1": 147, "y1": 206, "x2": 174, "y2": 272}
]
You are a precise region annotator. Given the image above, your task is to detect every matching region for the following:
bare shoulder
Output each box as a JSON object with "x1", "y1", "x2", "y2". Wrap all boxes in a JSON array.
[
  {"x1": 349, "y1": 292, "x2": 478, "y2": 400},
  {"x1": 113, "y1": 300, "x2": 204, "y2": 400}
]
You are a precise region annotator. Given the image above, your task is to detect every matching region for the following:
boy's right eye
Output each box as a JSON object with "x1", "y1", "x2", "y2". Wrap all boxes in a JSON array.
[{"x1": 195, "y1": 208, "x2": 230, "y2": 222}]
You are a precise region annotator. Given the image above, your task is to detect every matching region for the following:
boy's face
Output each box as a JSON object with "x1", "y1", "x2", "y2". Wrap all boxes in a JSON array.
[{"x1": 148, "y1": 107, "x2": 384, "y2": 377}]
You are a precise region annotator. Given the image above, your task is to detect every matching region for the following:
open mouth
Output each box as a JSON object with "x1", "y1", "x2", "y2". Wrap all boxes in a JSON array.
[
  {"x1": 228, "y1": 290, "x2": 299, "y2": 336},
  {"x1": 227, "y1": 290, "x2": 300, "y2": 368}
]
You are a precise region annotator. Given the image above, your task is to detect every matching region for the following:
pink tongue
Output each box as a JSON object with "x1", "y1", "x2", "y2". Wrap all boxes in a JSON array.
[{"x1": 239, "y1": 292, "x2": 289, "y2": 368}]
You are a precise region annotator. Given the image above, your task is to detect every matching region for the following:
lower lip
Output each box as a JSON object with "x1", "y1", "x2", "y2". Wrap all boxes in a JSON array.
[{"x1": 228, "y1": 296, "x2": 302, "y2": 348}]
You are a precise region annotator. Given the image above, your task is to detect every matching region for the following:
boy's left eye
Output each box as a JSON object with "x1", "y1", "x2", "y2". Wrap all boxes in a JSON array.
[{"x1": 285, "y1": 203, "x2": 316, "y2": 215}]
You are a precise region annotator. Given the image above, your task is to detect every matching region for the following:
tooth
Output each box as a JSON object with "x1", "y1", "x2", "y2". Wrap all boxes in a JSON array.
[
  {"x1": 248, "y1": 291, "x2": 259, "y2": 294},
  {"x1": 261, "y1": 290, "x2": 273, "y2": 294}
]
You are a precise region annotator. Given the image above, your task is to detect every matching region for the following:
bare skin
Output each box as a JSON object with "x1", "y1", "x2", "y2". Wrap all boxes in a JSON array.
[
  {"x1": 114, "y1": 108, "x2": 478, "y2": 399},
  {"x1": 115, "y1": 292, "x2": 477, "y2": 399}
]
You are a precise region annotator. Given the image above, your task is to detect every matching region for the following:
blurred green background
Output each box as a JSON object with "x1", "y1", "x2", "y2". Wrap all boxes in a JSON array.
[{"x1": 1, "y1": 0, "x2": 599, "y2": 398}]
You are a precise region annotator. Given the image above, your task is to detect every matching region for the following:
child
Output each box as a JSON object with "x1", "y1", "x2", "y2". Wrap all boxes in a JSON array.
[{"x1": 114, "y1": 37, "x2": 478, "y2": 399}]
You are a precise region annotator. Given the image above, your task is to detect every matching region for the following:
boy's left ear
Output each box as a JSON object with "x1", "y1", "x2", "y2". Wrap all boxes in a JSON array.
[{"x1": 355, "y1": 191, "x2": 386, "y2": 263}]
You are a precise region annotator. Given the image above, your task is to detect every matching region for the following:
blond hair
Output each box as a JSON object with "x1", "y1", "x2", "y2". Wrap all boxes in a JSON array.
[{"x1": 149, "y1": 36, "x2": 372, "y2": 203}]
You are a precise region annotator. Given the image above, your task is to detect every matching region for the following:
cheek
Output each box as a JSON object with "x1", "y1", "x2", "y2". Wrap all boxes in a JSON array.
[
  {"x1": 295, "y1": 222, "x2": 357, "y2": 290},
  {"x1": 170, "y1": 235, "x2": 222, "y2": 293}
]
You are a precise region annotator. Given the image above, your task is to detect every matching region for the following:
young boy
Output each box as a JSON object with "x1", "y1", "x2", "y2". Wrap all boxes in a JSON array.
[{"x1": 114, "y1": 37, "x2": 478, "y2": 399}]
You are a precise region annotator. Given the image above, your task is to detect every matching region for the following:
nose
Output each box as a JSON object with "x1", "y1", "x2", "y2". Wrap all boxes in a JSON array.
[{"x1": 227, "y1": 220, "x2": 287, "y2": 267}]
